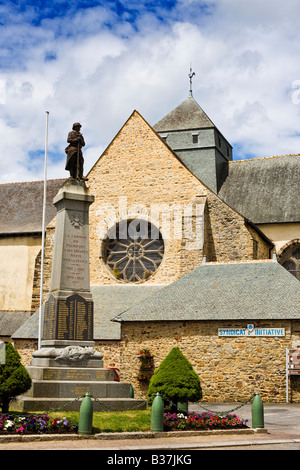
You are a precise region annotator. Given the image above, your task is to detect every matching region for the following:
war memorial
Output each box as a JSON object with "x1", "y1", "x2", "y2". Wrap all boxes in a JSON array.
[{"x1": 15, "y1": 123, "x2": 145, "y2": 411}]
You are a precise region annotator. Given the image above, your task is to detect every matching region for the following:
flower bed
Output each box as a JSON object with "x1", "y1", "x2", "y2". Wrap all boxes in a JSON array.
[
  {"x1": 0, "y1": 414, "x2": 78, "y2": 434},
  {"x1": 163, "y1": 411, "x2": 248, "y2": 431}
]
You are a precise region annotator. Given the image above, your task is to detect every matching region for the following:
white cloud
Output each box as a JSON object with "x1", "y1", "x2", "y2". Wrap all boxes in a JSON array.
[{"x1": 1, "y1": 0, "x2": 300, "y2": 183}]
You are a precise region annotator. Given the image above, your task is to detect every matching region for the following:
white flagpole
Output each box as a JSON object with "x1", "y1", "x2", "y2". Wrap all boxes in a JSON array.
[{"x1": 38, "y1": 111, "x2": 49, "y2": 350}]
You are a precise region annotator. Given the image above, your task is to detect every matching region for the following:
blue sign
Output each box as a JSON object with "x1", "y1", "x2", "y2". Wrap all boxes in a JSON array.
[{"x1": 218, "y1": 326, "x2": 285, "y2": 337}]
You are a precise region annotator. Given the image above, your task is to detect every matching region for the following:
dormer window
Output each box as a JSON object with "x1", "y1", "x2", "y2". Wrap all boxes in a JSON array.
[{"x1": 192, "y1": 133, "x2": 199, "y2": 144}]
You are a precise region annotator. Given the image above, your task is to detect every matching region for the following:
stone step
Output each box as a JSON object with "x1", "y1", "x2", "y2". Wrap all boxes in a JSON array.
[
  {"x1": 26, "y1": 366, "x2": 118, "y2": 382},
  {"x1": 13, "y1": 397, "x2": 147, "y2": 412},
  {"x1": 24, "y1": 380, "x2": 131, "y2": 399}
]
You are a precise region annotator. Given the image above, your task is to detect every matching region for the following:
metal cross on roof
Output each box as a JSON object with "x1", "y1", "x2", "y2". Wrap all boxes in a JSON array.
[{"x1": 188, "y1": 65, "x2": 195, "y2": 97}]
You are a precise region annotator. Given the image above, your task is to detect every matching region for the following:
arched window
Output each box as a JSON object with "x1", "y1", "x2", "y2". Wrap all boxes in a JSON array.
[
  {"x1": 103, "y1": 219, "x2": 164, "y2": 283},
  {"x1": 279, "y1": 242, "x2": 300, "y2": 281}
]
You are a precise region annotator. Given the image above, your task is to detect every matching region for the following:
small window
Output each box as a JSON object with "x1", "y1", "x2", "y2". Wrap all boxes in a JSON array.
[
  {"x1": 192, "y1": 134, "x2": 198, "y2": 144},
  {"x1": 253, "y1": 239, "x2": 258, "y2": 259}
]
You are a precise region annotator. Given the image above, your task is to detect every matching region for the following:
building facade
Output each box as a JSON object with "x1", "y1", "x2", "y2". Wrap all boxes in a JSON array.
[{"x1": 1, "y1": 95, "x2": 299, "y2": 402}]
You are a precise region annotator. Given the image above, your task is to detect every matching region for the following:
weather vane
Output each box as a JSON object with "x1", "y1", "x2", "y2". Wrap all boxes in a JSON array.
[{"x1": 188, "y1": 64, "x2": 195, "y2": 97}]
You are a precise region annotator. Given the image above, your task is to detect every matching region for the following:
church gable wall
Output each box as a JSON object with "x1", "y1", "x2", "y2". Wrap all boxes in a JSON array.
[
  {"x1": 87, "y1": 110, "x2": 208, "y2": 286},
  {"x1": 31, "y1": 110, "x2": 271, "y2": 306},
  {"x1": 86, "y1": 111, "x2": 271, "y2": 286}
]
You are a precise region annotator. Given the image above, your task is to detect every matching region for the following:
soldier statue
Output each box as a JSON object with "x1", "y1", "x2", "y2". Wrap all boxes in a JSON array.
[{"x1": 65, "y1": 122, "x2": 87, "y2": 181}]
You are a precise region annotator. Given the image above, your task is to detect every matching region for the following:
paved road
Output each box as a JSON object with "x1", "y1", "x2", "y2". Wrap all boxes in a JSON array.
[{"x1": 1, "y1": 402, "x2": 300, "y2": 452}]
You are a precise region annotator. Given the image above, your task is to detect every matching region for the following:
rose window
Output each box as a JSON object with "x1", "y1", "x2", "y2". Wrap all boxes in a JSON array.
[{"x1": 103, "y1": 219, "x2": 164, "y2": 282}]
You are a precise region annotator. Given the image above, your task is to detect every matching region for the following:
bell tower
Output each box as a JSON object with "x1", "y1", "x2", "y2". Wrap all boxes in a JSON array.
[{"x1": 153, "y1": 70, "x2": 232, "y2": 193}]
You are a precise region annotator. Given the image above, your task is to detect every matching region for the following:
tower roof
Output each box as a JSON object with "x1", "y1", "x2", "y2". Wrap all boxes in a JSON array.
[{"x1": 153, "y1": 96, "x2": 215, "y2": 132}]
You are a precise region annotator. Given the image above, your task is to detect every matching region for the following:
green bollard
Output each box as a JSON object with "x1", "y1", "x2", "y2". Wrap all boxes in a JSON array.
[
  {"x1": 252, "y1": 392, "x2": 264, "y2": 429},
  {"x1": 151, "y1": 392, "x2": 164, "y2": 432},
  {"x1": 78, "y1": 392, "x2": 93, "y2": 435},
  {"x1": 129, "y1": 384, "x2": 134, "y2": 398}
]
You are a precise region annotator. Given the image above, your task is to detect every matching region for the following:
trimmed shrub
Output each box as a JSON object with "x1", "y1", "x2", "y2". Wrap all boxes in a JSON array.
[
  {"x1": 0, "y1": 342, "x2": 32, "y2": 413},
  {"x1": 147, "y1": 347, "x2": 202, "y2": 409}
]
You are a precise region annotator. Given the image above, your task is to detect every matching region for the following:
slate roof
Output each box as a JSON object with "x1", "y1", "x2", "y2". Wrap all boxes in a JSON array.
[
  {"x1": 153, "y1": 96, "x2": 215, "y2": 132},
  {"x1": 0, "y1": 311, "x2": 31, "y2": 336},
  {"x1": 0, "y1": 179, "x2": 66, "y2": 235},
  {"x1": 113, "y1": 261, "x2": 300, "y2": 322},
  {"x1": 218, "y1": 155, "x2": 300, "y2": 224},
  {"x1": 92, "y1": 285, "x2": 163, "y2": 339},
  {"x1": 10, "y1": 261, "x2": 300, "y2": 340},
  {"x1": 11, "y1": 285, "x2": 163, "y2": 340}
]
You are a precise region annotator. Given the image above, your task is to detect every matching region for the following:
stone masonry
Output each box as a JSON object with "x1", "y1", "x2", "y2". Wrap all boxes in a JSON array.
[{"x1": 119, "y1": 320, "x2": 300, "y2": 403}]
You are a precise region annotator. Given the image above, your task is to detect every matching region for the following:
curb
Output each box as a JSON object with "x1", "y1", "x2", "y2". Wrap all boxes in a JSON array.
[{"x1": 0, "y1": 427, "x2": 267, "y2": 443}]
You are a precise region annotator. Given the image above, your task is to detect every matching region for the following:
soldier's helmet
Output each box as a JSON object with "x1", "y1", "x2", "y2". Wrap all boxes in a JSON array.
[{"x1": 72, "y1": 122, "x2": 82, "y2": 129}]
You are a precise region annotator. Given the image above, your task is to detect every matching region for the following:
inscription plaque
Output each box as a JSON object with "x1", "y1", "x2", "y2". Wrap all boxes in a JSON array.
[
  {"x1": 61, "y1": 232, "x2": 90, "y2": 291},
  {"x1": 43, "y1": 295, "x2": 57, "y2": 340},
  {"x1": 43, "y1": 293, "x2": 93, "y2": 341}
]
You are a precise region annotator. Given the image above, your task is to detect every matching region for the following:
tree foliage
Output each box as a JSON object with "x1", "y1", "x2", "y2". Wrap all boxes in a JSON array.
[
  {"x1": 0, "y1": 342, "x2": 32, "y2": 413},
  {"x1": 147, "y1": 347, "x2": 202, "y2": 407}
]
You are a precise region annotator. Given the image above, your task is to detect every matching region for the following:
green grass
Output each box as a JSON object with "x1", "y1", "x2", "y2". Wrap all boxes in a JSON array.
[{"x1": 47, "y1": 409, "x2": 152, "y2": 433}]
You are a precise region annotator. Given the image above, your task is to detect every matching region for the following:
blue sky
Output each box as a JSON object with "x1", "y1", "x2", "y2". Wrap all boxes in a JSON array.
[{"x1": 1, "y1": 0, "x2": 300, "y2": 183}]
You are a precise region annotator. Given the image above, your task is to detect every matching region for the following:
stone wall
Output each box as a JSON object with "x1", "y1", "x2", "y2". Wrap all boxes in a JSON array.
[
  {"x1": 118, "y1": 320, "x2": 299, "y2": 403},
  {"x1": 13, "y1": 319, "x2": 300, "y2": 403},
  {"x1": 94, "y1": 340, "x2": 121, "y2": 370},
  {"x1": 13, "y1": 339, "x2": 38, "y2": 366}
]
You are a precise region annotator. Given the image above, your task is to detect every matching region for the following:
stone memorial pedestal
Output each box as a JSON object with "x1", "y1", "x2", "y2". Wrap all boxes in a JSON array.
[{"x1": 16, "y1": 180, "x2": 145, "y2": 412}]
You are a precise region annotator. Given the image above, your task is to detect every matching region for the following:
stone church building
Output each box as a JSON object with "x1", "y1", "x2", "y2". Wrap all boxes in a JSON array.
[{"x1": 0, "y1": 94, "x2": 299, "y2": 402}]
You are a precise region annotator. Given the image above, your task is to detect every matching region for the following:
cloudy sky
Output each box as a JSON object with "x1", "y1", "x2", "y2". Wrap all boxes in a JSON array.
[{"x1": 1, "y1": 0, "x2": 300, "y2": 183}]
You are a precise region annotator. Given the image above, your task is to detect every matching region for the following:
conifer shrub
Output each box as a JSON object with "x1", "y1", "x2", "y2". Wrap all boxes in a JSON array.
[
  {"x1": 147, "y1": 347, "x2": 202, "y2": 409},
  {"x1": 0, "y1": 342, "x2": 32, "y2": 413}
]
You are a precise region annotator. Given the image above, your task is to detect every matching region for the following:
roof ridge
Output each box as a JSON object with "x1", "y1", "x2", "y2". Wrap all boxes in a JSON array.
[
  {"x1": 0, "y1": 177, "x2": 66, "y2": 187},
  {"x1": 230, "y1": 153, "x2": 300, "y2": 164},
  {"x1": 204, "y1": 259, "x2": 275, "y2": 265}
]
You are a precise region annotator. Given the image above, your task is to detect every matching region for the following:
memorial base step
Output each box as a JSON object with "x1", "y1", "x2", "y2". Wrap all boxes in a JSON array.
[
  {"x1": 24, "y1": 380, "x2": 131, "y2": 399},
  {"x1": 16, "y1": 364, "x2": 146, "y2": 412},
  {"x1": 12, "y1": 397, "x2": 147, "y2": 412},
  {"x1": 26, "y1": 366, "x2": 118, "y2": 382}
]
